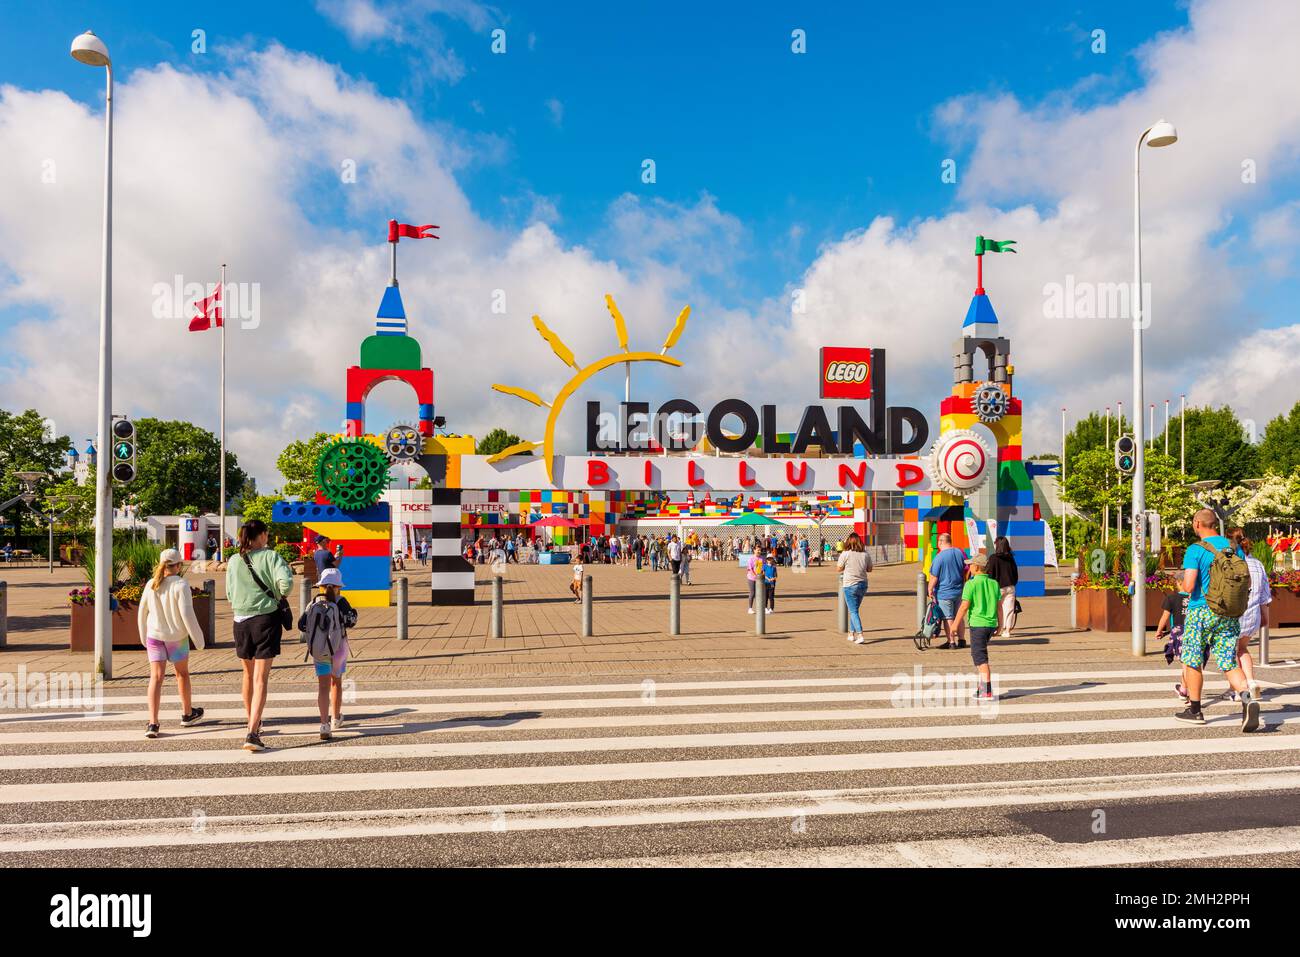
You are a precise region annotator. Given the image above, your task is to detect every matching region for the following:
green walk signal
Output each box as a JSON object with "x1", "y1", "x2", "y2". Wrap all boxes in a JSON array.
[{"x1": 110, "y1": 416, "x2": 137, "y2": 484}]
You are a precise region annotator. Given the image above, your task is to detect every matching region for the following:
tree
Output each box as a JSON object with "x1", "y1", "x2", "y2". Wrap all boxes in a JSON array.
[
  {"x1": 238, "y1": 492, "x2": 299, "y2": 544},
  {"x1": 1064, "y1": 410, "x2": 1132, "y2": 474},
  {"x1": 1164, "y1": 406, "x2": 1259, "y2": 485},
  {"x1": 0, "y1": 407, "x2": 73, "y2": 537},
  {"x1": 131, "y1": 418, "x2": 248, "y2": 517},
  {"x1": 276, "y1": 433, "x2": 333, "y2": 499},
  {"x1": 1258, "y1": 403, "x2": 1300, "y2": 476},
  {"x1": 476, "y1": 428, "x2": 526, "y2": 457},
  {"x1": 1225, "y1": 472, "x2": 1298, "y2": 523},
  {"x1": 1061, "y1": 448, "x2": 1199, "y2": 538}
]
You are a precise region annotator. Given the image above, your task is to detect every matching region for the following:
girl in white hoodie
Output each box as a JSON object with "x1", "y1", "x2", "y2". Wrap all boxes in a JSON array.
[{"x1": 137, "y1": 548, "x2": 207, "y2": 738}]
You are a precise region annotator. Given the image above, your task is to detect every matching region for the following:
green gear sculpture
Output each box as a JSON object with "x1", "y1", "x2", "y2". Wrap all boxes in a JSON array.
[{"x1": 315, "y1": 437, "x2": 390, "y2": 511}]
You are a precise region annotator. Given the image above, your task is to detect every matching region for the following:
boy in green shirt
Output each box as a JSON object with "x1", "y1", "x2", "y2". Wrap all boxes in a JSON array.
[{"x1": 952, "y1": 552, "x2": 1001, "y2": 700}]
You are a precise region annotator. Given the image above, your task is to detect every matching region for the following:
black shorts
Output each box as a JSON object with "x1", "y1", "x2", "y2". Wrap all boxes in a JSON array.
[
  {"x1": 969, "y1": 626, "x2": 997, "y2": 667},
  {"x1": 234, "y1": 612, "x2": 282, "y2": 660}
]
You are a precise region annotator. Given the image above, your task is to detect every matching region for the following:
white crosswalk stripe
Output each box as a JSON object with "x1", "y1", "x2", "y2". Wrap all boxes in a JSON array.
[{"x1": 1, "y1": 666, "x2": 1297, "y2": 864}]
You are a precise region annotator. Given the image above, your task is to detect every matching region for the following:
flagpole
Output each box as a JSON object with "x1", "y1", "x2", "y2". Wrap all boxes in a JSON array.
[{"x1": 219, "y1": 262, "x2": 226, "y2": 562}]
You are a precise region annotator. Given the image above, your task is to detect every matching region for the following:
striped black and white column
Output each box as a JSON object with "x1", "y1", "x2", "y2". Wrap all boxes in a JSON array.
[{"x1": 429, "y1": 487, "x2": 475, "y2": 605}]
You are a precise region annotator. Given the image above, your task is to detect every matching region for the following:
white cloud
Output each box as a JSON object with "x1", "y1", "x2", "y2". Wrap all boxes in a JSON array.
[
  {"x1": 1, "y1": 0, "x2": 1299, "y2": 497},
  {"x1": 545, "y1": 97, "x2": 563, "y2": 127}
]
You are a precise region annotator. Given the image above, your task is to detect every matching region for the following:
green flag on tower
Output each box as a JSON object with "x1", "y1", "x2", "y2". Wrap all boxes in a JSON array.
[{"x1": 975, "y1": 236, "x2": 1016, "y2": 255}]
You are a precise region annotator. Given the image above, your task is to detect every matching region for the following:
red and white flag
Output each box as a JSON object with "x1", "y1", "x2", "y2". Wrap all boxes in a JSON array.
[{"x1": 188, "y1": 285, "x2": 223, "y2": 332}]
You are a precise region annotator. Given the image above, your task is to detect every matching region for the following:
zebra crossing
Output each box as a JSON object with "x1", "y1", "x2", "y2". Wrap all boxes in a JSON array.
[{"x1": 1, "y1": 665, "x2": 1298, "y2": 866}]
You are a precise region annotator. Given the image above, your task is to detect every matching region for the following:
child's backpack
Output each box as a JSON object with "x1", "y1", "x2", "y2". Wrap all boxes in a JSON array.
[
  {"x1": 301, "y1": 596, "x2": 344, "y2": 664},
  {"x1": 1196, "y1": 541, "x2": 1251, "y2": 619}
]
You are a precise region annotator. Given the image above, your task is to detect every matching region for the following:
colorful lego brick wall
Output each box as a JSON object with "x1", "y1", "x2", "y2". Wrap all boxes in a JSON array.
[{"x1": 273, "y1": 500, "x2": 392, "y2": 608}]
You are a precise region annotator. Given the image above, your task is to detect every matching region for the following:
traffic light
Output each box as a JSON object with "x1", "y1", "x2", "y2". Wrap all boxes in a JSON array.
[
  {"x1": 110, "y1": 416, "x2": 137, "y2": 484},
  {"x1": 1114, "y1": 434, "x2": 1136, "y2": 476}
]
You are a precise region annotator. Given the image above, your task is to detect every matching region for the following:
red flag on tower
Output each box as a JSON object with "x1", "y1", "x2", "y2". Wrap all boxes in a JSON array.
[
  {"x1": 388, "y1": 220, "x2": 439, "y2": 242},
  {"x1": 188, "y1": 286, "x2": 223, "y2": 332}
]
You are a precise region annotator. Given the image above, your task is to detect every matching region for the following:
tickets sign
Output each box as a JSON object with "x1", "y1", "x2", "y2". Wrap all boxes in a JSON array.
[{"x1": 819, "y1": 347, "x2": 873, "y2": 400}]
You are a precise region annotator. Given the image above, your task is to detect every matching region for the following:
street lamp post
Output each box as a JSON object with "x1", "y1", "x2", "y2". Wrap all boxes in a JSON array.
[
  {"x1": 1131, "y1": 119, "x2": 1178, "y2": 658},
  {"x1": 71, "y1": 30, "x2": 114, "y2": 678}
]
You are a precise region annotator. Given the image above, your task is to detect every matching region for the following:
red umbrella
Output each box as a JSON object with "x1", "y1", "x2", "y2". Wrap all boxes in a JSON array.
[{"x1": 531, "y1": 515, "x2": 584, "y2": 528}]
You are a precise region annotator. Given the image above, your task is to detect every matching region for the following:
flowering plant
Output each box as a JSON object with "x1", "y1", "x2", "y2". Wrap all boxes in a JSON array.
[
  {"x1": 67, "y1": 587, "x2": 94, "y2": 606},
  {"x1": 1270, "y1": 570, "x2": 1300, "y2": 595}
]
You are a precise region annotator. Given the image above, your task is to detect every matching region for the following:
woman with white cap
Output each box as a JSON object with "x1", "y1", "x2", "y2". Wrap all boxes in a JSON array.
[{"x1": 137, "y1": 548, "x2": 206, "y2": 738}]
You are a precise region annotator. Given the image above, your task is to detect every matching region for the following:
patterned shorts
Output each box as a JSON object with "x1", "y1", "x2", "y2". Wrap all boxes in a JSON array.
[{"x1": 1180, "y1": 606, "x2": 1241, "y2": 672}]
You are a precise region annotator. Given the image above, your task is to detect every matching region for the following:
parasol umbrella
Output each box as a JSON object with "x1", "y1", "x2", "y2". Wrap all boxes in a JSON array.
[{"x1": 722, "y1": 513, "x2": 788, "y2": 526}]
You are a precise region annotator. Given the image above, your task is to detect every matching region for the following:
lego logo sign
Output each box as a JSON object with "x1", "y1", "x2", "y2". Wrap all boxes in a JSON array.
[{"x1": 819, "y1": 347, "x2": 873, "y2": 399}]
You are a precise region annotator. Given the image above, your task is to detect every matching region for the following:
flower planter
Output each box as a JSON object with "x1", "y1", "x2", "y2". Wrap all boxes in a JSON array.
[
  {"x1": 1075, "y1": 587, "x2": 1168, "y2": 632},
  {"x1": 69, "y1": 596, "x2": 213, "y2": 653},
  {"x1": 1271, "y1": 588, "x2": 1300, "y2": 626}
]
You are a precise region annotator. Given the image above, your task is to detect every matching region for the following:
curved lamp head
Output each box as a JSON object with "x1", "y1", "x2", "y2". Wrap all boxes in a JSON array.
[
  {"x1": 1146, "y1": 119, "x2": 1178, "y2": 148},
  {"x1": 70, "y1": 31, "x2": 110, "y2": 67}
]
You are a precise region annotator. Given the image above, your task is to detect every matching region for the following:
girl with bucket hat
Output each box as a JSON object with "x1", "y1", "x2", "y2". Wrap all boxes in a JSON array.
[
  {"x1": 299, "y1": 566, "x2": 358, "y2": 740},
  {"x1": 137, "y1": 548, "x2": 206, "y2": 738}
]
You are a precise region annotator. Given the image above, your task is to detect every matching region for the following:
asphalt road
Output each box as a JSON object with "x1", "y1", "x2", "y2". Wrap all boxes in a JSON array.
[{"x1": 2, "y1": 659, "x2": 1299, "y2": 867}]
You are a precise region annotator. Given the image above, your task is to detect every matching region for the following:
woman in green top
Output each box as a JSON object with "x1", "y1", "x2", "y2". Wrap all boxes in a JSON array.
[
  {"x1": 225, "y1": 519, "x2": 293, "y2": 752},
  {"x1": 951, "y1": 552, "x2": 1002, "y2": 700}
]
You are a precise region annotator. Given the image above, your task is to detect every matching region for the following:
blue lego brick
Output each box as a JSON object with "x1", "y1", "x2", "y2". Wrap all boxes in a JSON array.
[
  {"x1": 1012, "y1": 550, "x2": 1046, "y2": 567},
  {"x1": 1016, "y1": 580, "x2": 1046, "y2": 597},
  {"x1": 345, "y1": 401, "x2": 364, "y2": 420},
  {"x1": 997, "y1": 490, "x2": 1035, "y2": 507},
  {"x1": 337, "y1": 555, "x2": 391, "y2": 591},
  {"x1": 1002, "y1": 520, "x2": 1045, "y2": 536},
  {"x1": 418, "y1": 403, "x2": 434, "y2": 419},
  {"x1": 272, "y1": 501, "x2": 390, "y2": 523}
]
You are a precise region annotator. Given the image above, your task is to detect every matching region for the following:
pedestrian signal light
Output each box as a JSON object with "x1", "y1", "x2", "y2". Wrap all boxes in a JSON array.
[
  {"x1": 110, "y1": 416, "x2": 137, "y2": 484},
  {"x1": 1114, "y1": 434, "x2": 1136, "y2": 476}
]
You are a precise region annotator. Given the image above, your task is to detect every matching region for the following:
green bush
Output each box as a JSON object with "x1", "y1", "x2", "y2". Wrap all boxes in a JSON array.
[{"x1": 274, "y1": 543, "x2": 300, "y2": 566}]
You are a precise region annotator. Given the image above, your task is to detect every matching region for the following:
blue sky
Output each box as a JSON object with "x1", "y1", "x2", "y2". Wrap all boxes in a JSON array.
[
  {"x1": 3, "y1": 1, "x2": 1190, "y2": 295},
  {"x1": 1, "y1": 0, "x2": 1298, "y2": 485}
]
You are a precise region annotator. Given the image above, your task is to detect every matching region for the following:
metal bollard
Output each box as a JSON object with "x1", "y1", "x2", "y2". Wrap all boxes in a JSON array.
[
  {"x1": 669, "y1": 573, "x2": 681, "y2": 636},
  {"x1": 581, "y1": 575, "x2": 593, "y2": 637},
  {"x1": 915, "y1": 573, "x2": 927, "y2": 631},
  {"x1": 298, "y1": 576, "x2": 311, "y2": 642},
  {"x1": 489, "y1": 576, "x2": 503, "y2": 639},
  {"x1": 1260, "y1": 623, "x2": 1270, "y2": 667},
  {"x1": 202, "y1": 579, "x2": 215, "y2": 648},
  {"x1": 397, "y1": 575, "x2": 409, "y2": 640},
  {"x1": 755, "y1": 576, "x2": 766, "y2": 636},
  {"x1": 1069, "y1": 572, "x2": 1079, "y2": 630},
  {"x1": 0, "y1": 581, "x2": 7, "y2": 649},
  {"x1": 837, "y1": 574, "x2": 848, "y2": 633}
]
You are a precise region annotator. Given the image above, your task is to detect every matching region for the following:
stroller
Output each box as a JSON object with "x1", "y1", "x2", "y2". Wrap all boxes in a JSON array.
[{"x1": 914, "y1": 598, "x2": 944, "y2": 651}]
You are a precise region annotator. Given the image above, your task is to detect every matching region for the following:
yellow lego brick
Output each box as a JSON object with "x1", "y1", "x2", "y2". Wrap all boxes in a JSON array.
[
  {"x1": 341, "y1": 589, "x2": 390, "y2": 608},
  {"x1": 303, "y1": 519, "x2": 392, "y2": 541},
  {"x1": 428, "y1": 435, "x2": 475, "y2": 455}
]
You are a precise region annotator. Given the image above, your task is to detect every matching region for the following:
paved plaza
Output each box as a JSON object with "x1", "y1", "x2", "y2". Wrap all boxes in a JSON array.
[{"x1": 8, "y1": 559, "x2": 1297, "y2": 682}]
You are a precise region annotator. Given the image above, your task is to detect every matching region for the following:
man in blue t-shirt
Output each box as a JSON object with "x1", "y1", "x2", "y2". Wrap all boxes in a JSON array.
[
  {"x1": 928, "y1": 533, "x2": 970, "y2": 648},
  {"x1": 1175, "y1": 508, "x2": 1258, "y2": 731}
]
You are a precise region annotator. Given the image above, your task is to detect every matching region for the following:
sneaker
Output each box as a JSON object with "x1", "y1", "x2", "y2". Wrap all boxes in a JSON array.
[
  {"x1": 180, "y1": 706, "x2": 205, "y2": 727},
  {"x1": 846, "y1": 633, "x2": 855, "y2": 642},
  {"x1": 1241, "y1": 696, "x2": 1261, "y2": 733},
  {"x1": 1174, "y1": 683, "x2": 1189, "y2": 703},
  {"x1": 747, "y1": 608, "x2": 754, "y2": 615},
  {"x1": 242, "y1": 732, "x2": 266, "y2": 752},
  {"x1": 853, "y1": 635, "x2": 866, "y2": 645},
  {"x1": 956, "y1": 639, "x2": 968, "y2": 649},
  {"x1": 1174, "y1": 707, "x2": 1205, "y2": 725},
  {"x1": 144, "y1": 723, "x2": 160, "y2": 739},
  {"x1": 331, "y1": 715, "x2": 344, "y2": 731},
  {"x1": 974, "y1": 687, "x2": 996, "y2": 701},
  {"x1": 937, "y1": 641, "x2": 954, "y2": 650},
  {"x1": 319, "y1": 722, "x2": 332, "y2": 741}
]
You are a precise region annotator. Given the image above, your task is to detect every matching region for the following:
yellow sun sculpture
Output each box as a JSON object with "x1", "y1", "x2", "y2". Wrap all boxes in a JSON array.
[{"x1": 491, "y1": 295, "x2": 691, "y2": 483}]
